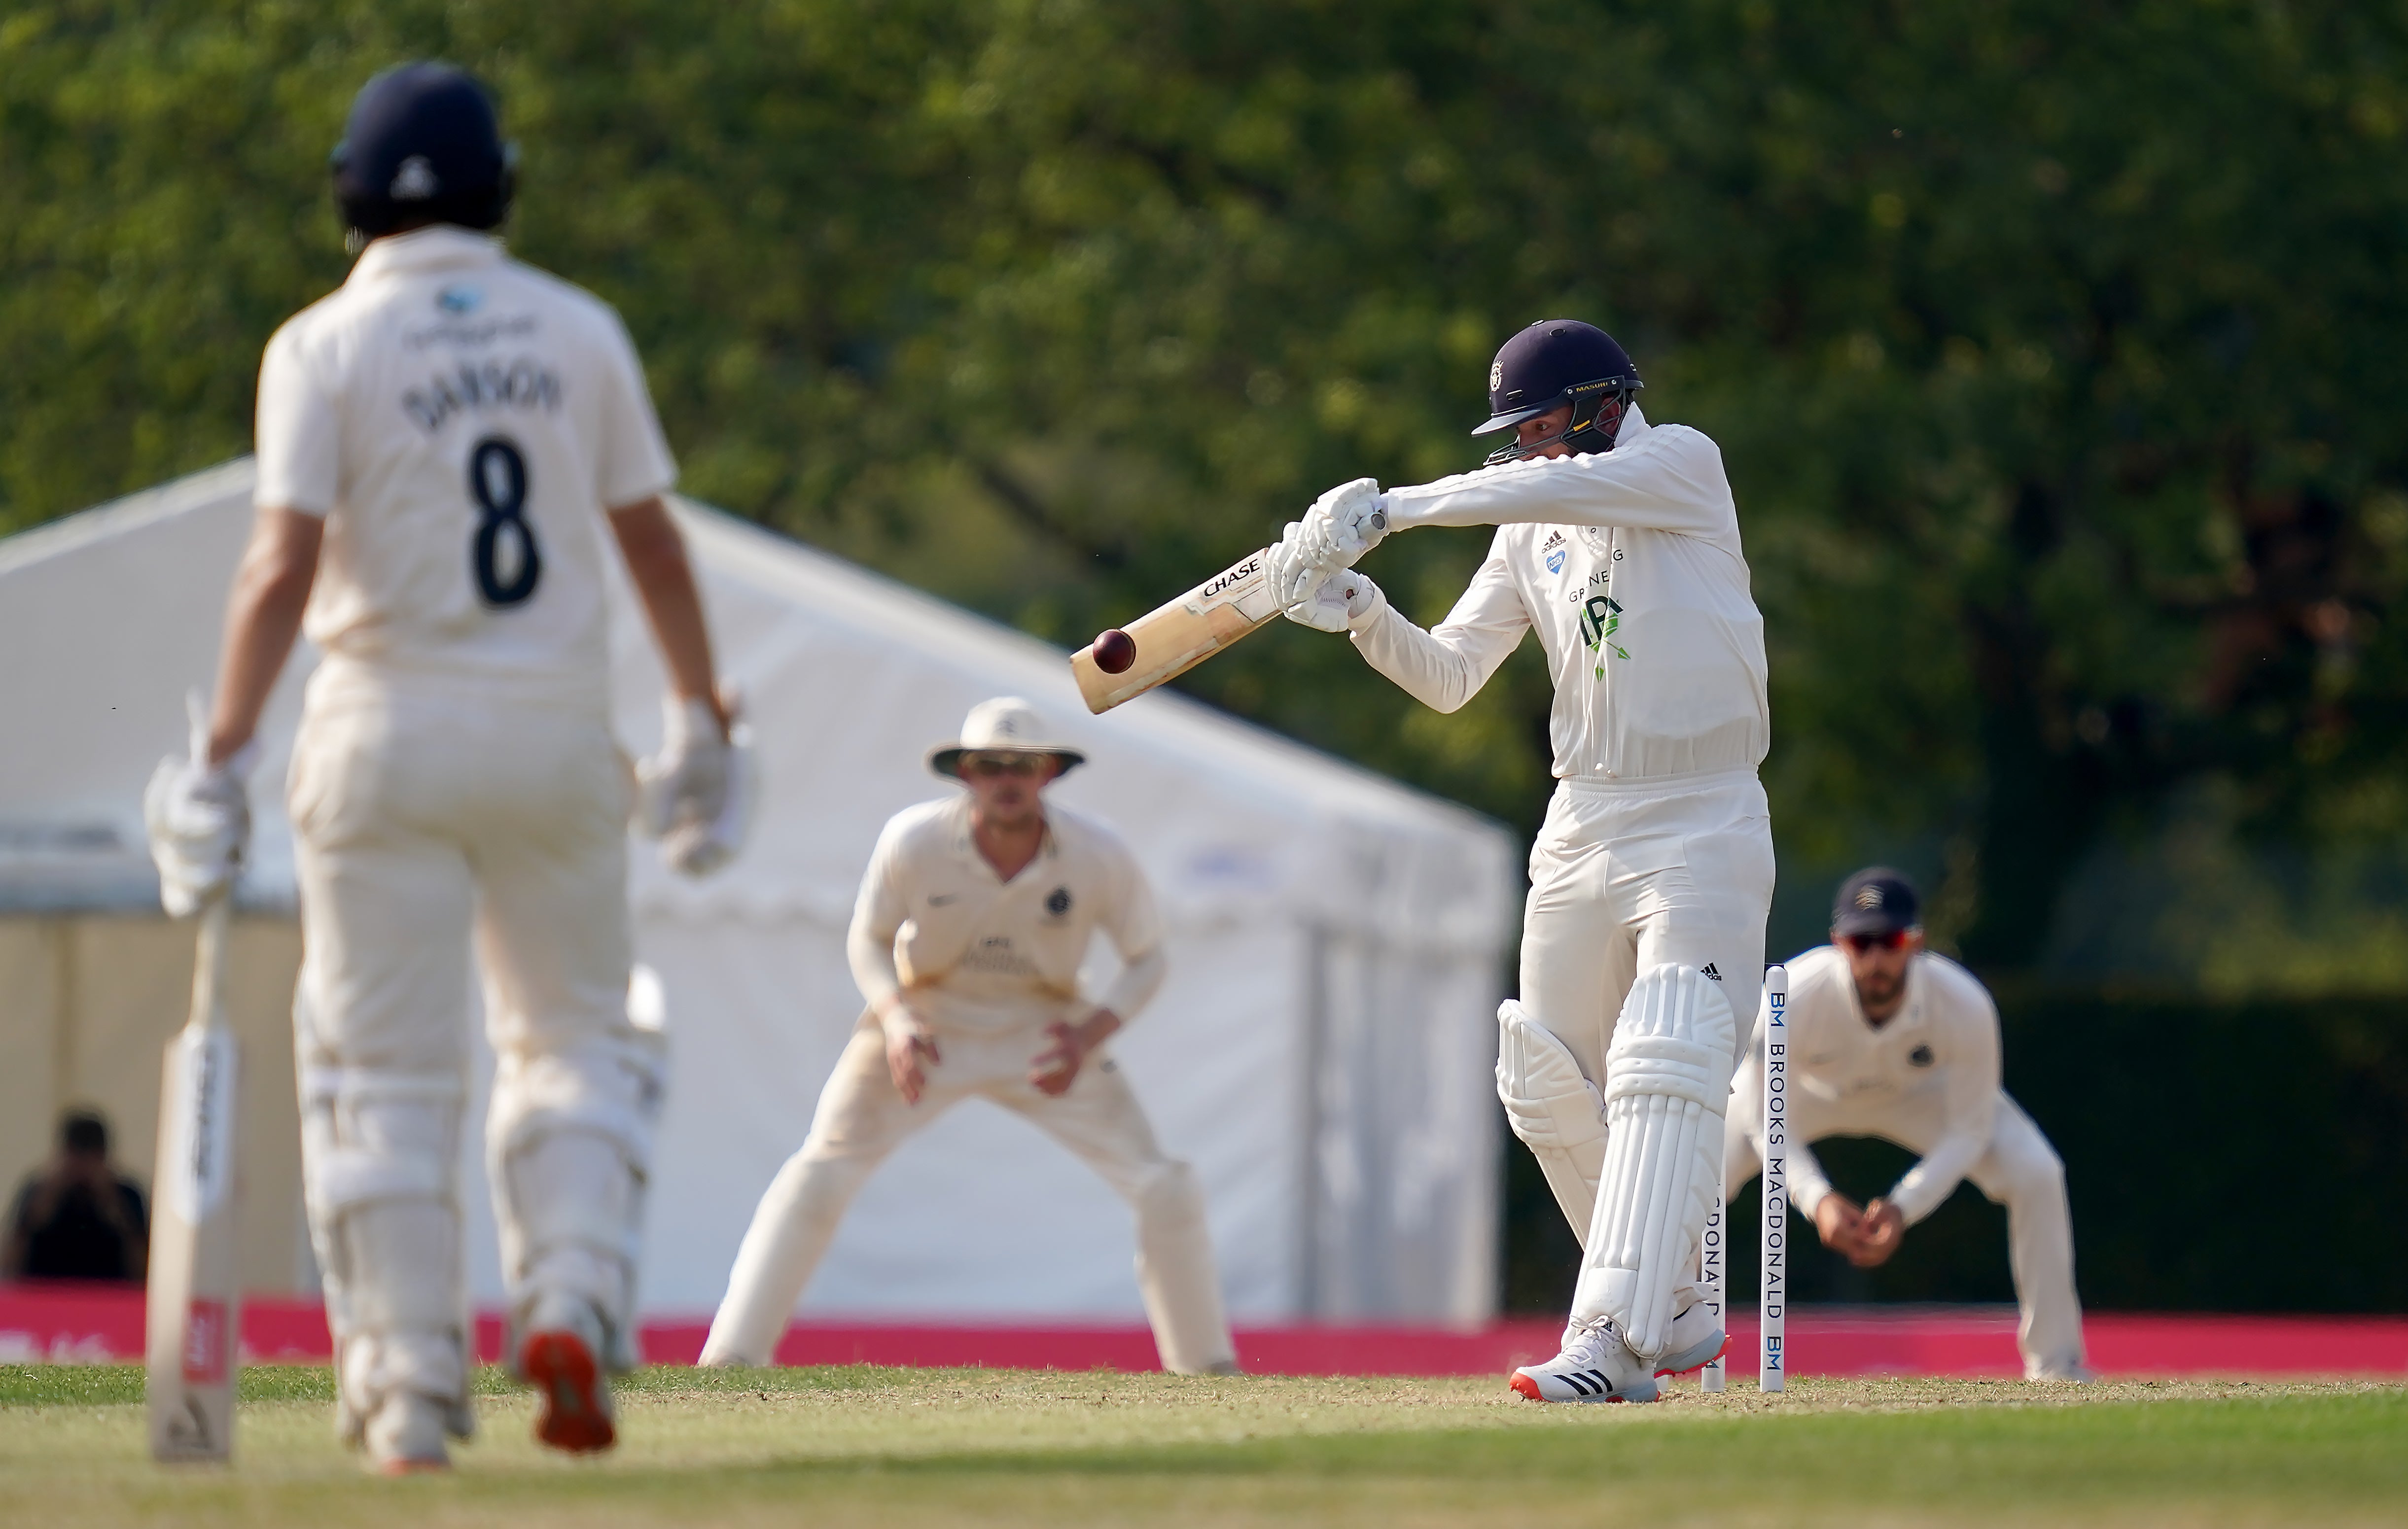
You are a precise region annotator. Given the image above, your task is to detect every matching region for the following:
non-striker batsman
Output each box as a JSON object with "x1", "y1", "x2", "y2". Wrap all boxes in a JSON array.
[
  {"x1": 142, "y1": 63, "x2": 746, "y2": 1470},
  {"x1": 1270, "y1": 320, "x2": 1773, "y2": 1401}
]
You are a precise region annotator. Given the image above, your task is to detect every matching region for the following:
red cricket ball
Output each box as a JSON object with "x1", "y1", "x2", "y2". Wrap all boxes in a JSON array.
[{"x1": 1092, "y1": 628, "x2": 1137, "y2": 674}]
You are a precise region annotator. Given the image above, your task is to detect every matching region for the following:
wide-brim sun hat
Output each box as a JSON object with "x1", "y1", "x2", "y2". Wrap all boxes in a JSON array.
[{"x1": 927, "y1": 696, "x2": 1087, "y2": 779}]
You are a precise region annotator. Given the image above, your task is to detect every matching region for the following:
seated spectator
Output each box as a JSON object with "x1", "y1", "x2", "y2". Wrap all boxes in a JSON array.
[{"x1": 4, "y1": 1110, "x2": 148, "y2": 1282}]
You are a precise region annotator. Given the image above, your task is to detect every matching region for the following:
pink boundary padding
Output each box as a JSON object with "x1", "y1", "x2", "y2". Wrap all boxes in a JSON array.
[{"x1": 5, "y1": 1285, "x2": 2405, "y2": 1377}]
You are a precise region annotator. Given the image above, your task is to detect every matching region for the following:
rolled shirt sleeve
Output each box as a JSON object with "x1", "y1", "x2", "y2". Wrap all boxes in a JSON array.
[
  {"x1": 1378, "y1": 413, "x2": 1738, "y2": 545},
  {"x1": 1348, "y1": 533, "x2": 1531, "y2": 714},
  {"x1": 1888, "y1": 991, "x2": 2004, "y2": 1224},
  {"x1": 253, "y1": 320, "x2": 341, "y2": 516}
]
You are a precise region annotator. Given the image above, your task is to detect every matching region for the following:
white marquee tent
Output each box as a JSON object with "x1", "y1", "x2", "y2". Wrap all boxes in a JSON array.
[{"x1": 0, "y1": 461, "x2": 1518, "y2": 1327}]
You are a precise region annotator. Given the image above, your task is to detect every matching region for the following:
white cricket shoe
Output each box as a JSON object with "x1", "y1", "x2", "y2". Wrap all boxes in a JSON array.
[
  {"x1": 1510, "y1": 1316, "x2": 1661, "y2": 1404},
  {"x1": 363, "y1": 1390, "x2": 452, "y2": 1474},
  {"x1": 517, "y1": 1293, "x2": 618, "y2": 1454},
  {"x1": 1653, "y1": 1297, "x2": 1731, "y2": 1379}
]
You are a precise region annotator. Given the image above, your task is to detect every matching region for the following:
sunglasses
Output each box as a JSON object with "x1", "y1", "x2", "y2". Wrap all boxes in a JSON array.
[
  {"x1": 963, "y1": 754, "x2": 1047, "y2": 779},
  {"x1": 1841, "y1": 930, "x2": 1910, "y2": 954}
]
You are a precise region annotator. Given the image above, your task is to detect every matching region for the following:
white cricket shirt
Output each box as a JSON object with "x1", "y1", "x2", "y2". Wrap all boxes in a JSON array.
[
  {"x1": 1351, "y1": 406, "x2": 1769, "y2": 781},
  {"x1": 1777, "y1": 944, "x2": 2004, "y2": 1225},
  {"x1": 846, "y1": 795, "x2": 1167, "y2": 1034},
  {"x1": 253, "y1": 226, "x2": 676, "y2": 708}
]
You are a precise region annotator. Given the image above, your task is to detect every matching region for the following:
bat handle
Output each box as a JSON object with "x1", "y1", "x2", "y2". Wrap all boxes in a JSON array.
[
  {"x1": 184, "y1": 687, "x2": 213, "y2": 768},
  {"x1": 190, "y1": 895, "x2": 233, "y2": 1034}
]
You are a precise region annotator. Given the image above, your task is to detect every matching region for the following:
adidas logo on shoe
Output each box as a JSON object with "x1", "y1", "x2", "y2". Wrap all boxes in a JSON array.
[{"x1": 1700, "y1": 963, "x2": 1721, "y2": 980}]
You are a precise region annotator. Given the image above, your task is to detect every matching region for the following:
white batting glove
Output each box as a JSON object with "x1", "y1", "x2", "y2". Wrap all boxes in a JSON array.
[
  {"x1": 1300, "y1": 477, "x2": 1388, "y2": 566},
  {"x1": 1282, "y1": 568, "x2": 1384, "y2": 634},
  {"x1": 636, "y1": 694, "x2": 755, "y2": 878},
  {"x1": 142, "y1": 692, "x2": 253, "y2": 917},
  {"x1": 1266, "y1": 520, "x2": 1319, "y2": 608}
]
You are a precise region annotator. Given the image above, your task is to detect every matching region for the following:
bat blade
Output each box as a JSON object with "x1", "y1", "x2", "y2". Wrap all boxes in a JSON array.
[
  {"x1": 146, "y1": 897, "x2": 241, "y2": 1463},
  {"x1": 1071, "y1": 547, "x2": 1282, "y2": 713}
]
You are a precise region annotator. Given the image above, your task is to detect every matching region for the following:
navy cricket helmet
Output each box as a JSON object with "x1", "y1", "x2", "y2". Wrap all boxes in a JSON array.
[
  {"x1": 331, "y1": 63, "x2": 515, "y2": 244},
  {"x1": 1475, "y1": 320, "x2": 1643, "y2": 465}
]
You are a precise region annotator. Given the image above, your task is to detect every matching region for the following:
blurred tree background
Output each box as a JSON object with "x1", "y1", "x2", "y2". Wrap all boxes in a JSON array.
[{"x1": 8, "y1": 0, "x2": 2408, "y2": 1307}]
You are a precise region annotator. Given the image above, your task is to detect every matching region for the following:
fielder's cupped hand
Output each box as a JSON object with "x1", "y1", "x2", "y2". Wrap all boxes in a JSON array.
[
  {"x1": 143, "y1": 691, "x2": 253, "y2": 917},
  {"x1": 1814, "y1": 1193, "x2": 1869, "y2": 1261},
  {"x1": 1029, "y1": 1008, "x2": 1123, "y2": 1096},
  {"x1": 1852, "y1": 1197, "x2": 1907, "y2": 1268},
  {"x1": 881, "y1": 1004, "x2": 941, "y2": 1105}
]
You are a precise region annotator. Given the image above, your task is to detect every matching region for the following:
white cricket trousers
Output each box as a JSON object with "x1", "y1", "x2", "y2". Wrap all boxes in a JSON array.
[
  {"x1": 288, "y1": 673, "x2": 654, "y2": 1431},
  {"x1": 1723, "y1": 1084, "x2": 2088, "y2": 1380},
  {"x1": 1520, "y1": 769, "x2": 1775, "y2": 1094},
  {"x1": 701, "y1": 1021, "x2": 1237, "y2": 1373}
]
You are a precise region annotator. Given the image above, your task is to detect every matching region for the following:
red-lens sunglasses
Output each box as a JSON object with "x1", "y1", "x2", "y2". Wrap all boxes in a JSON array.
[{"x1": 1842, "y1": 930, "x2": 1909, "y2": 954}]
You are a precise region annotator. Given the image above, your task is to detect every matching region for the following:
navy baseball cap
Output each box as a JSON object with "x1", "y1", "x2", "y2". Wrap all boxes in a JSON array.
[{"x1": 1832, "y1": 867, "x2": 1919, "y2": 937}]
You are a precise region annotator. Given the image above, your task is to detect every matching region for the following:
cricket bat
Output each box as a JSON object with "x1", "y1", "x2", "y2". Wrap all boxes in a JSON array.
[
  {"x1": 1070, "y1": 546, "x2": 1283, "y2": 713},
  {"x1": 146, "y1": 892, "x2": 241, "y2": 1462}
]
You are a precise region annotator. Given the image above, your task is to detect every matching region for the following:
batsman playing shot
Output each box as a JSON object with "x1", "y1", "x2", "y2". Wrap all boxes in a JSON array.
[
  {"x1": 1728, "y1": 869, "x2": 2091, "y2": 1381},
  {"x1": 699, "y1": 698, "x2": 1239, "y2": 1374},
  {"x1": 141, "y1": 63, "x2": 746, "y2": 1470},
  {"x1": 1268, "y1": 320, "x2": 1771, "y2": 1402}
]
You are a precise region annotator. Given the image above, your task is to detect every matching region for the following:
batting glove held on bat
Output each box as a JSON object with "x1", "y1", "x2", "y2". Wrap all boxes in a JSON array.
[
  {"x1": 1302, "y1": 477, "x2": 1388, "y2": 565},
  {"x1": 1269, "y1": 479, "x2": 1387, "y2": 607},
  {"x1": 636, "y1": 694, "x2": 756, "y2": 877},
  {"x1": 142, "y1": 692, "x2": 254, "y2": 918},
  {"x1": 1282, "y1": 568, "x2": 1385, "y2": 634}
]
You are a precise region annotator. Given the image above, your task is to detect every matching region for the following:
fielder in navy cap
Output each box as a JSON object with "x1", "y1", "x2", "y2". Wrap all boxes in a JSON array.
[{"x1": 1721, "y1": 863, "x2": 2092, "y2": 1381}]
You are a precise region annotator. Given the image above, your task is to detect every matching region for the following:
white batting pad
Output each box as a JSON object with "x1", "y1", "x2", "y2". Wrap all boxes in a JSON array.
[
  {"x1": 1572, "y1": 966, "x2": 1737, "y2": 1359},
  {"x1": 299, "y1": 1064, "x2": 471, "y2": 1434},
  {"x1": 1494, "y1": 1001, "x2": 1608, "y2": 1245},
  {"x1": 487, "y1": 1028, "x2": 667, "y2": 1371}
]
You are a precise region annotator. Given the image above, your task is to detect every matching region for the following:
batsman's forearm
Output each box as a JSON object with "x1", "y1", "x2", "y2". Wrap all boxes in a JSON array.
[
  {"x1": 612, "y1": 498, "x2": 727, "y2": 735},
  {"x1": 208, "y1": 508, "x2": 320, "y2": 764}
]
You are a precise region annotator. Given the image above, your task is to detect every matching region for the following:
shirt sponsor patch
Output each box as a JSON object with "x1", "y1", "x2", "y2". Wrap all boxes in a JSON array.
[{"x1": 1909, "y1": 1044, "x2": 1934, "y2": 1067}]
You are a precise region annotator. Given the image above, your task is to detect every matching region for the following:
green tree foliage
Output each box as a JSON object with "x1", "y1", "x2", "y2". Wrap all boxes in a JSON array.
[{"x1": 6, "y1": 0, "x2": 2407, "y2": 970}]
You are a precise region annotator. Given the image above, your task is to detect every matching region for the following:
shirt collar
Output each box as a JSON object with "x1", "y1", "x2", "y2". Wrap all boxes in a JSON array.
[
  {"x1": 347, "y1": 225, "x2": 507, "y2": 286},
  {"x1": 945, "y1": 794, "x2": 1057, "y2": 877},
  {"x1": 1613, "y1": 402, "x2": 1652, "y2": 448}
]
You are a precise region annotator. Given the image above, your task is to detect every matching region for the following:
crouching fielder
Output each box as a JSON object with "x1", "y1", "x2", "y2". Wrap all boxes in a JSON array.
[
  {"x1": 142, "y1": 64, "x2": 745, "y2": 1471},
  {"x1": 1729, "y1": 869, "x2": 2089, "y2": 1380},
  {"x1": 701, "y1": 698, "x2": 1238, "y2": 1374},
  {"x1": 1270, "y1": 320, "x2": 1772, "y2": 1401}
]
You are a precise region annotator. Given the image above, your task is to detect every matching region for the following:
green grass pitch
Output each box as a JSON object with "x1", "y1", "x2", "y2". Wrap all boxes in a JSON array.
[{"x1": 4, "y1": 1364, "x2": 2401, "y2": 1527}]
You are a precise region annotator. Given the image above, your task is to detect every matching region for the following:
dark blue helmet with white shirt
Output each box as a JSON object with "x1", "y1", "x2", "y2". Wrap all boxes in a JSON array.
[
  {"x1": 1475, "y1": 320, "x2": 1643, "y2": 466},
  {"x1": 330, "y1": 63, "x2": 516, "y2": 243}
]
